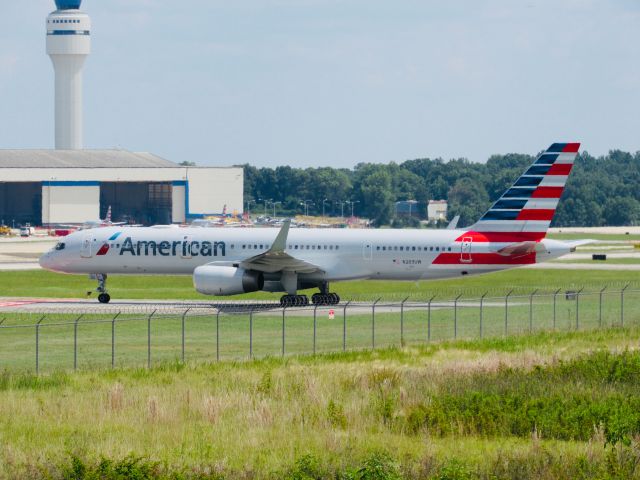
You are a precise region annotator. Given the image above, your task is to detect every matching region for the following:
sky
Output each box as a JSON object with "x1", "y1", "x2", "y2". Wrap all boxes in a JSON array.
[{"x1": 0, "y1": 0, "x2": 639, "y2": 168}]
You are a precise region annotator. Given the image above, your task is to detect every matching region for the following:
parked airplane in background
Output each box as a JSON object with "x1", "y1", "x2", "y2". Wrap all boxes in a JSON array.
[
  {"x1": 40, "y1": 143, "x2": 584, "y2": 305},
  {"x1": 81, "y1": 206, "x2": 128, "y2": 230}
]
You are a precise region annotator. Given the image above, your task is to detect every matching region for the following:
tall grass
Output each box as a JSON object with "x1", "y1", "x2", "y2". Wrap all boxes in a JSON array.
[{"x1": 1, "y1": 328, "x2": 640, "y2": 478}]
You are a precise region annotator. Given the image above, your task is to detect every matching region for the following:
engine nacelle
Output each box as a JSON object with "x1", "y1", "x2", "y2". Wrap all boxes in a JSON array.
[{"x1": 193, "y1": 266, "x2": 264, "y2": 296}]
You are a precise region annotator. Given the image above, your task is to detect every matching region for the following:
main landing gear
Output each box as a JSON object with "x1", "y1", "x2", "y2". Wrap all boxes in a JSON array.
[
  {"x1": 89, "y1": 273, "x2": 111, "y2": 304},
  {"x1": 311, "y1": 293, "x2": 340, "y2": 305},
  {"x1": 280, "y1": 295, "x2": 309, "y2": 307},
  {"x1": 280, "y1": 281, "x2": 340, "y2": 307}
]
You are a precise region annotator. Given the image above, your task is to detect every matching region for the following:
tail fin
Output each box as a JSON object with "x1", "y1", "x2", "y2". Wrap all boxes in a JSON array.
[{"x1": 469, "y1": 142, "x2": 580, "y2": 241}]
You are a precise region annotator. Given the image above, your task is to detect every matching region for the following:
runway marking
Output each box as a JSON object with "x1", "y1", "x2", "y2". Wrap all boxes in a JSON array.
[{"x1": 0, "y1": 301, "x2": 40, "y2": 307}]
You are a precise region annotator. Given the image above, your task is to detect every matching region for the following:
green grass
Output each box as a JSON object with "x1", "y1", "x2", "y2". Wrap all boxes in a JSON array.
[
  {"x1": 2, "y1": 285, "x2": 640, "y2": 373},
  {"x1": 1, "y1": 268, "x2": 639, "y2": 301},
  {"x1": 2, "y1": 329, "x2": 640, "y2": 478}
]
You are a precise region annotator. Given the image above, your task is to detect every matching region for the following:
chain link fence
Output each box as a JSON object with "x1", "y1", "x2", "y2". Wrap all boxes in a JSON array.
[{"x1": 1, "y1": 285, "x2": 639, "y2": 373}]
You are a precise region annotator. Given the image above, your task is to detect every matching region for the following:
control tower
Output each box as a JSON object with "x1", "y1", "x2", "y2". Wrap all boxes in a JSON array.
[{"x1": 46, "y1": 0, "x2": 90, "y2": 150}]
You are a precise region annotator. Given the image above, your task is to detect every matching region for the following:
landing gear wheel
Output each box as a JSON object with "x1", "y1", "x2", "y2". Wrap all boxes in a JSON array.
[
  {"x1": 311, "y1": 292, "x2": 341, "y2": 305},
  {"x1": 280, "y1": 294, "x2": 309, "y2": 307},
  {"x1": 92, "y1": 273, "x2": 110, "y2": 304},
  {"x1": 98, "y1": 293, "x2": 111, "y2": 304}
]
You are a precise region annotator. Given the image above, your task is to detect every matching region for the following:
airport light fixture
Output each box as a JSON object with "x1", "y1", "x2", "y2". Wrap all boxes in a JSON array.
[
  {"x1": 272, "y1": 201, "x2": 281, "y2": 218},
  {"x1": 336, "y1": 201, "x2": 346, "y2": 219},
  {"x1": 346, "y1": 200, "x2": 360, "y2": 218},
  {"x1": 258, "y1": 198, "x2": 271, "y2": 217},
  {"x1": 300, "y1": 200, "x2": 314, "y2": 217},
  {"x1": 322, "y1": 198, "x2": 329, "y2": 218},
  {"x1": 245, "y1": 199, "x2": 256, "y2": 216}
]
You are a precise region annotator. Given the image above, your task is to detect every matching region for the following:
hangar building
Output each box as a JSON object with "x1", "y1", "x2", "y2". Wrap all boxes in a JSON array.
[{"x1": 0, "y1": 150, "x2": 243, "y2": 226}]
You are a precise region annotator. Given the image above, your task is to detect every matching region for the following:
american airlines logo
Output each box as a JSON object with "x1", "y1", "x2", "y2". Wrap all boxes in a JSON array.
[{"x1": 96, "y1": 235, "x2": 226, "y2": 257}]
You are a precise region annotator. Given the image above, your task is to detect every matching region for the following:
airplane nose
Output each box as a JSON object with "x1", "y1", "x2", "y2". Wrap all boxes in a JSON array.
[{"x1": 39, "y1": 253, "x2": 53, "y2": 271}]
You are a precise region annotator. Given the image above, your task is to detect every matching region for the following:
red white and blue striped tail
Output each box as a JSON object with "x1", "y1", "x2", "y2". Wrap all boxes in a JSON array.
[{"x1": 468, "y1": 142, "x2": 580, "y2": 242}]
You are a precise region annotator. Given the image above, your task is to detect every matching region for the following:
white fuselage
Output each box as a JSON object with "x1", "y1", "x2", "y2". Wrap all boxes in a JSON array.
[{"x1": 39, "y1": 225, "x2": 571, "y2": 290}]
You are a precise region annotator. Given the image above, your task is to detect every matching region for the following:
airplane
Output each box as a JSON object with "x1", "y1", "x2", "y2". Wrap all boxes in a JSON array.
[
  {"x1": 80, "y1": 206, "x2": 128, "y2": 230},
  {"x1": 40, "y1": 142, "x2": 584, "y2": 306}
]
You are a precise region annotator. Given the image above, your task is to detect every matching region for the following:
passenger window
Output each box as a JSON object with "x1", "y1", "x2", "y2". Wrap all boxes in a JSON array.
[
  {"x1": 412, "y1": 246, "x2": 416, "y2": 251},
  {"x1": 329, "y1": 245, "x2": 333, "y2": 250},
  {"x1": 382, "y1": 246, "x2": 386, "y2": 251},
  {"x1": 430, "y1": 247, "x2": 433, "y2": 251},
  {"x1": 436, "y1": 247, "x2": 440, "y2": 251},
  {"x1": 336, "y1": 245, "x2": 339, "y2": 250},
  {"x1": 294, "y1": 245, "x2": 298, "y2": 249},
  {"x1": 400, "y1": 246, "x2": 404, "y2": 251}
]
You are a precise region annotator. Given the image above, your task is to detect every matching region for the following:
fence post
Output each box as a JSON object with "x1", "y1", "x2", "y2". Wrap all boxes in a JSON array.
[
  {"x1": 504, "y1": 290, "x2": 513, "y2": 336},
  {"x1": 372, "y1": 298, "x2": 381, "y2": 350},
  {"x1": 216, "y1": 310, "x2": 220, "y2": 362},
  {"x1": 621, "y1": 284, "x2": 629, "y2": 326},
  {"x1": 400, "y1": 296, "x2": 409, "y2": 346},
  {"x1": 575, "y1": 287, "x2": 584, "y2": 330},
  {"x1": 35, "y1": 315, "x2": 46, "y2": 375},
  {"x1": 427, "y1": 295, "x2": 436, "y2": 342},
  {"x1": 111, "y1": 312, "x2": 120, "y2": 369},
  {"x1": 249, "y1": 308, "x2": 254, "y2": 359},
  {"x1": 282, "y1": 307, "x2": 286, "y2": 357},
  {"x1": 479, "y1": 292, "x2": 488, "y2": 338},
  {"x1": 73, "y1": 314, "x2": 84, "y2": 371},
  {"x1": 529, "y1": 289, "x2": 538, "y2": 333},
  {"x1": 147, "y1": 310, "x2": 156, "y2": 369},
  {"x1": 454, "y1": 294, "x2": 462, "y2": 339},
  {"x1": 181, "y1": 307, "x2": 191, "y2": 363},
  {"x1": 313, "y1": 305, "x2": 318, "y2": 355},
  {"x1": 553, "y1": 289, "x2": 560, "y2": 329},
  {"x1": 342, "y1": 301, "x2": 350, "y2": 352},
  {"x1": 599, "y1": 287, "x2": 606, "y2": 327}
]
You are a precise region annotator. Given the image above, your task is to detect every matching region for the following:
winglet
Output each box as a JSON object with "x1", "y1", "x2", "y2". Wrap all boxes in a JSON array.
[
  {"x1": 446, "y1": 215, "x2": 460, "y2": 230},
  {"x1": 269, "y1": 219, "x2": 291, "y2": 253}
]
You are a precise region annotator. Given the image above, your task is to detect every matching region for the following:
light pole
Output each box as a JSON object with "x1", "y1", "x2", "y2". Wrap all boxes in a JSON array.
[
  {"x1": 258, "y1": 198, "x2": 271, "y2": 217},
  {"x1": 272, "y1": 201, "x2": 281, "y2": 218},
  {"x1": 336, "y1": 201, "x2": 346, "y2": 219},
  {"x1": 407, "y1": 200, "x2": 418, "y2": 218},
  {"x1": 300, "y1": 200, "x2": 314, "y2": 217},
  {"x1": 246, "y1": 199, "x2": 256, "y2": 217},
  {"x1": 322, "y1": 198, "x2": 329, "y2": 219},
  {"x1": 346, "y1": 200, "x2": 360, "y2": 218}
]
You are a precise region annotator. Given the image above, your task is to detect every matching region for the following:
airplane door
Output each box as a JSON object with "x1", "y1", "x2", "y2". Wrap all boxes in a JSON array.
[
  {"x1": 460, "y1": 236, "x2": 472, "y2": 263},
  {"x1": 362, "y1": 242, "x2": 372, "y2": 260},
  {"x1": 181, "y1": 235, "x2": 192, "y2": 259},
  {"x1": 80, "y1": 235, "x2": 93, "y2": 258}
]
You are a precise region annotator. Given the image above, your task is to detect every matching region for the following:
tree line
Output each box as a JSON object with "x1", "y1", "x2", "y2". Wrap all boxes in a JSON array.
[{"x1": 243, "y1": 149, "x2": 640, "y2": 227}]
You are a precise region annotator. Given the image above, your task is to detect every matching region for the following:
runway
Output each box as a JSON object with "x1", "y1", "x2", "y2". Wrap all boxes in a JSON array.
[{"x1": 0, "y1": 296, "x2": 522, "y2": 316}]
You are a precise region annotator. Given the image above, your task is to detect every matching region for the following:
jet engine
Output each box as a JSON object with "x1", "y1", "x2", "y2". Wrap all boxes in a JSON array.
[{"x1": 193, "y1": 266, "x2": 264, "y2": 296}]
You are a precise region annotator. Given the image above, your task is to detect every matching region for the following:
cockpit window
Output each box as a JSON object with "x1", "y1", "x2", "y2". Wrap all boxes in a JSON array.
[{"x1": 55, "y1": 242, "x2": 66, "y2": 251}]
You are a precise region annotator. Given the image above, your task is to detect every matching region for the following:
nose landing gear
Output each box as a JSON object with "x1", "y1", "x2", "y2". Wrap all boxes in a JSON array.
[{"x1": 90, "y1": 273, "x2": 111, "y2": 303}]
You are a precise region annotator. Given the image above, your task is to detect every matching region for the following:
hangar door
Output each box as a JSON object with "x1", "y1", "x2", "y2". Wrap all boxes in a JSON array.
[
  {"x1": 0, "y1": 183, "x2": 42, "y2": 226},
  {"x1": 100, "y1": 182, "x2": 172, "y2": 225}
]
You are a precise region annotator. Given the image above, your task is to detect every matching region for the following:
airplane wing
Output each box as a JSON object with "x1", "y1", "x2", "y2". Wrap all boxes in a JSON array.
[{"x1": 206, "y1": 219, "x2": 324, "y2": 274}]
